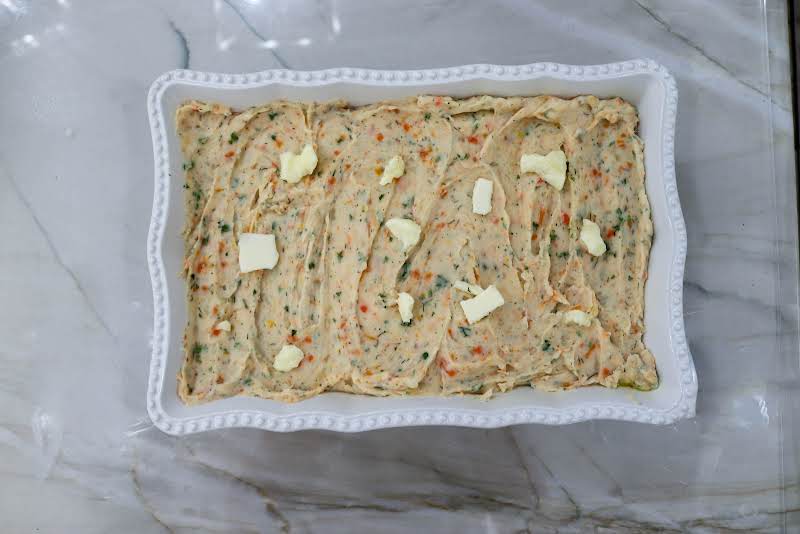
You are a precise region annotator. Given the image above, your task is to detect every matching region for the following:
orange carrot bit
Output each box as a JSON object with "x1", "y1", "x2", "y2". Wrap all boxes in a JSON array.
[
  {"x1": 359, "y1": 304, "x2": 368, "y2": 313},
  {"x1": 606, "y1": 228, "x2": 616, "y2": 238},
  {"x1": 216, "y1": 374, "x2": 224, "y2": 384},
  {"x1": 327, "y1": 176, "x2": 336, "y2": 186},
  {"x1": 212, "y1": 305, "x2": 218, "y2": 315},
  {"x1": 376, "y1": 132, "x2": 384, "y2": 142},
  {"x1": 224, "y1": 150, "x2": 235, "y2": 158},
  {"x1": 434, "y1": 96, "x2": 443, "y2": 106},
  {"x1": 591, "y1": 168, "x2": 601, "y2": 178},
  {"x1": 303, "y1": 335, "x2": 312, "y2": 344},
  {"x1": 467, "y1": 135, "x2": 479, "y2": 144},
  {"x1": 562, "y1": 212, "x2": 570, "y2": 225},
  {"x1": 424, "y1": 272, "x2": 433, "y2": 281},
  {"x1": 402, "y1": 122, "x2": 411, "y2": 132},
  {"x1": 345, "y1": 163, "x2": 352, "y2": 171},
  {"x1": 374, "y1": 166, "x2": 384, "y2": 176},
  {"x1": 538, "y1": 207, "x2": 546, "y2": 227},
  {"x1": 306, "y1": 354, "x2": 315, "y2": 362},
  {"x1": 411, "y1": 269, "x2": 421, "y2": 280},
  {"x1": 211, "y1": 328, "x2": 221, "y2": 337},
  {"x1": 438, "y1": 187, "x2": 448, "y2": 199},
  {"x1": 364, "y1": 369, "x2": 373, "y2": 376},
  {"x1": 333, "y1": 149, "x2": 341, "y2": 156},
  {"x1": 419, "y1": 147, "x2": 431, "y2": 160},
  {"x1": 586, "y1": 343, "x2": 598, "y2": 358},
  {"x1": 275, "y1": 139, "x2": 284, "y2": 149},
  {"x1": 600, "y1": 367, "x2": 610, "y2": 379},
  {"x1": 446, "y1": 369, "x2": 457, "y2": 377},
  {"x1": 472, "y1": 345, "x2": 484, "y2": 355}
]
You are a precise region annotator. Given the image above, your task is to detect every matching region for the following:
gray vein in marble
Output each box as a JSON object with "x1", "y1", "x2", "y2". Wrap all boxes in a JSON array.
[
  {"x1": 684, "y1": 279, "x2": 796, "y2": 330},
  {"x1": 571, "y1": 440, "x2": 624, "y2": 499},
  {"x1": 632, "y1": 0, "x2": 784, "y2": 112},
  {"x1": 220, "y1": 0, "x2": 290, "y2": 69},
  {"x1": 131, "y1": 458, "x2": 175, "y2": 534},
  {"x1": 168, "y1": 18, "x2": 190, "y2": 69},
  {"x1": 182, "y1": 443, "x2": 291, "y2": 532},
  {"x1": 3, "y1": 172, "x2": 117, "y2": 341},
  {"x1": 506, "y1": 428, "x2": 539, "y2": 511},
  {"x1": 509, "y1": 428, "x2": 581, "y2": 522},
  {"x1": 180, "y1": 443, "x2": 530, "y2": 518}
]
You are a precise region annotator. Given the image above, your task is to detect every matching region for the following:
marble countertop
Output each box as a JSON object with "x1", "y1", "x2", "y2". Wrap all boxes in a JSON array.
[{"x1": 2, "y1": 0, "x2": 799, "y2": 532}]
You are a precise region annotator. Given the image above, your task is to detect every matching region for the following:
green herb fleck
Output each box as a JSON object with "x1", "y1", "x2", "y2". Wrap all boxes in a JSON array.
[
  {"x1": 542, "y1": 339, "x2": 552, "y2": 352},
  {"x1": 198, "y1": 136, "x2": 209, "y2": 145},
  {"x1": 458, "y1": 326, "x2": 471, "y2": 337},
  {"x1": 228, "y1": 132, "x2": 239, "y2": 144},
  {"x1": 183, "y1": 160, "x2": 194, "y2": 171},
  {"x1": 218, "y1": 221, "x2": 231, "y2": 233},
  {"x1": 434, "y1": 274, "x2": 449, "y2": 289},
  {"x1": 268, "y1": 111, "x2": 279, "y2": 120},
  {"x1": 422, "y1": 351, "x2": 429, "y2": 360},
  {"x1": 398, "y1": 261, "x2": 411, "y2": 281},
  {"x1": 424, "y1": 112, "x2": 431, "y2": 120},
  {"x1": 191, "y1": 343, "x2": 206, "y2": 361}
]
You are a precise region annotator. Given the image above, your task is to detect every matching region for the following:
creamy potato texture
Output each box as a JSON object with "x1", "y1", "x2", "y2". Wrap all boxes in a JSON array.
[{"x1": 176, "y1": 95, "x2": 657, "y2": 404}]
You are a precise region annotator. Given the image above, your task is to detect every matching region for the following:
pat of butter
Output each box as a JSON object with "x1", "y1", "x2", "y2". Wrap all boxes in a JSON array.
[
  {"x1": 454, "y1": 280, "x2": 483, "y2": 296},
  {"x1": 472, "y1": 178, "x2": 493, "y2": 215},
  {"x1": 580, "y1": 219, "x2": 606, "y2": 256},
  {"x1": 279, "y1": 144, "x2": 318, "y2": 184},
  {"x1": 238, "y1": 233, "x2": 279, "y2": 273},
  {"x1": 460, "y1": 285, "x2": 505, "y2": 325},
  {"x1": 563, "y1": 310, "x2": 592, "y2": 327},
  {"x1": 216, "y1": 320, "x2": 231, "y2": 331},
  {"x1": 397, "y1": 292, "x2": 414, "y2": 324},
  {"x1": 274, "y1": 344, "x2": 304, "y2": 372},
  {"x1": 380, "y1": 155, "x2": 405, "y2": 185},
  {"x1": 520, "y1": 150, "x2": 567, "y2": 190},
  {"x1": 385, "y1": 218, "x2": 421, "y2": 251}
]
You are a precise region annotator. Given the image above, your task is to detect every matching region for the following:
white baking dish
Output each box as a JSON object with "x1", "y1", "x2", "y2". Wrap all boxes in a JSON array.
[{"x1": 146, "y1": 60, "x2": 696, "y2": 434}]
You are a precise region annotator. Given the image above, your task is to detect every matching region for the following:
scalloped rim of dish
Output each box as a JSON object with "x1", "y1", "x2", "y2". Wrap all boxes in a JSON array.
[{"x1": 146, "y1": 60, "x2": 696, "y2": 434}]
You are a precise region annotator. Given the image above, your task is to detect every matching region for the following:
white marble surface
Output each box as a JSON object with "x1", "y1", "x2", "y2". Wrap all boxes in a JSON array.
[{"x1": 1, "y1": 0, "x2": 798, "y2": 532}]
